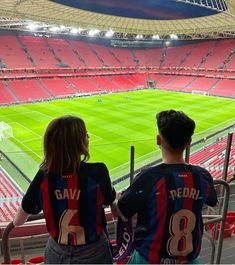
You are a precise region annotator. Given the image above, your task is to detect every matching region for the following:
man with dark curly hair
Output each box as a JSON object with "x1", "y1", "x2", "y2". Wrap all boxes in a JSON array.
[{"x1": 115, "y1": 110, "x2": 217, "y2": 264}]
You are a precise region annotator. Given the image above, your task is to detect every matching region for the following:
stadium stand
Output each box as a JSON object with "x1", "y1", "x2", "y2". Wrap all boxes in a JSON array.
[
  {"x1": 19, "y1": 36, "x2": 58, "y2": 68},
  {"x1": 0, "y1": 81, "x2": 16, "y2": 104},
  {"x1": 7, "y1": 80, "x2": 50, "y2": 101},
  {"x1": 183, "y1": 77, "x2": 219, "y2": 92},
  {"x1": 46, "y1": 38, "x2": 82, "y2": 68},
  {"x1": 0, "y1": 168, "x2": 22, "y2": 223},
  {"x1": 69, "y1": 40, "x2": 103, "y2": 67},
  {"x1": 209, "y1": 79, "x2": 235, "y2": 97},
  {"x1": 189, "y1": 136, "x2": 235, "y2": 181},
  {"x1": 40, "y1": 78, "x2": 78, "y2": 97},
  {"x1": 0, "y1": 36, "x2": 33, "y2": 69}
]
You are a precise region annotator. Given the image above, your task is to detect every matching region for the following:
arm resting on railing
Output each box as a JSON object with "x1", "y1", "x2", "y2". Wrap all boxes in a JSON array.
[{"x1": 13, "y1": 206, "x2": 30, "y2": 227}]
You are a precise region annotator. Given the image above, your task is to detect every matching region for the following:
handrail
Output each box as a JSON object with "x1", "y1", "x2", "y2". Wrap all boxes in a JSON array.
[
  {"x1": 213, "y1": 179, "x2": 230, "y2": 264},
  {"x1": 202, "y1": 179, "x2": 230, "y2": 264},
  {"x1": 2, "y1": 213, "x2": 44, "y2": 264}
]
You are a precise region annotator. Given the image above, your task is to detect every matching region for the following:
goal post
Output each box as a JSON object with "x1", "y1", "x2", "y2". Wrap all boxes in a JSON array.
[{"x1": 0, "y1": 122, "x2": 13, "y2": 141}]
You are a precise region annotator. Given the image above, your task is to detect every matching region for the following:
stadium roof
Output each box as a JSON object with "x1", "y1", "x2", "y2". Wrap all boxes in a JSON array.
[{"x1": 0, "y1": 0, "x2": 234, "y2": 40}]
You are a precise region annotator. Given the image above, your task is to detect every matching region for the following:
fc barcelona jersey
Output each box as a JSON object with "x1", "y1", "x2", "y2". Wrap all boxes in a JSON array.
[
  {"x1": 22, "y1": 162, "x2": 116, "y2": 246},
  {"x1": 118, "y1": 163, "x2": 217, "y2": 264}
]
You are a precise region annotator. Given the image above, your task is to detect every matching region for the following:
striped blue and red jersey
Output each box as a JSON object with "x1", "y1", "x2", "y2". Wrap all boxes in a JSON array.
[
  {"x1": 118, "y1": 163, "x2": 217, "y2": 264},
  {"x1": 21, "y1": 162, "x2": 116, "y2": 246}
]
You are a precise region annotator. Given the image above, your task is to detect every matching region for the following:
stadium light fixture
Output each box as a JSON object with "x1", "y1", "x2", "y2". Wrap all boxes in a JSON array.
[
  {"x1": 136, "y1": 34, "x2": 143, "y2": 39},
  {"x1": 165, "y1": 41, "x2": 171, "y2": 46},
  {"x1": 70, "y1": 28, "x2": 83, "y2": 34},
  {"x1": 49, "y1": 26, "x2": 60, "y2": 33},
  {"x1": 105, "y1": 29, "x2": 114, "y2": 38},
  {"x1": 60, "y1": 25, "x2": 66, "y2": 31},
  {"x1": 152, "y1": 34, "x2": 160, "y2": 40},
  {"x1": 170, "y1": 34, "x2": 178, "y2": 40},
  {"x1": 88, "y1": 29, "x2": 100, "y2": 37},
  {"x1": 26, "y1": 23, "x2": 39, "y2": 31}
]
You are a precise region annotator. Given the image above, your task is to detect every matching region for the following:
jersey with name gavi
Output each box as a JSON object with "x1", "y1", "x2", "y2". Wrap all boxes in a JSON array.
[
  {"x1": 118, "y1": 163, "x2": 217, "y2": 264},
  {"x1": 21, "y1": 162, "x2": 116, "y2": 246}
]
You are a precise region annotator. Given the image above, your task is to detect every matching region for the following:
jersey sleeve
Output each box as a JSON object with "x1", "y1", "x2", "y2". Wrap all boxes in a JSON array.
[
  {"x1": 117, "y1": 172, "x2": 149, "y2": 219},
  {"x1": 204, "y1": 171, "x2": 218, "y2": 207},
  {"x1": 21, "y1": 170, "x2": 43, "y2": 214},
  {"x1": 99, "y1": 163, "x2": 116, "y2": 205}
]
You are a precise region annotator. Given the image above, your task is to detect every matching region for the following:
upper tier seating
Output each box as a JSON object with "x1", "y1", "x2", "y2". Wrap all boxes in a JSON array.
[
  {"x1": 69, "y1": 40, "x2": 103, "y2": 67},
  {"x1": 46, "y1": 38, "x2": 84, "y2": 68},
  {"x1": 181, "y1": 41, "x2": 216, "y2": 68},
  {"x1": 91, "y1": 44, "x2": 121, "y2": 67},
  {"x1": 133, "y1": 48, "x2": 164, "y2": 66},
  {"x1": 109, "y1": 48, "x2": 136, "y2": 67},
  {"x1": 20, "y1": 36, "x2": 58, "y2": 68},
  {"x1": 201, "y1": 39, "x2": 235, "y2": 69},
  {"x1": 162, "y1": 44, "x2": 194, "y2": 67},
  {"x1": 0, "y1": 36, "x2": 32, "y2": 69}
]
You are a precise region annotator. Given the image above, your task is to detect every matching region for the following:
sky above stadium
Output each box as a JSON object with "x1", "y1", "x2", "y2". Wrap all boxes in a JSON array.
[{"x1": 50, "y1": 0, "x2": 224, "y2": 20}]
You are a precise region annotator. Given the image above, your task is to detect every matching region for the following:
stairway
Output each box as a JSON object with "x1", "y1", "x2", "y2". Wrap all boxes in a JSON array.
[
  {"x1": 160, "y1": 48, "x2": 167, "y2": 66},
  {"x1": 43, "y1": 38, "x2": 67, "y2": 67},
  {"x1": 16, "y1": 36, "x2": 36, "y2": 67},
  {"x1": 179, "y1": 44, "x2": 196, "y2": 67},
  {"x1": 3, "y1": 81, "x2": 20, "y2": 102},
  {"x1": 36, "y1": 79, "x2": 54, "y2": 98},
  {"x1": 221, "y1": 49, "x2": 235, "y2": 69},
  {"x1": 208, "y1": 79, "x2": 221, "y2": 92},
  {"x1": 64, "y1": 78, "x2": 80, "y2": 93},
  {"x1": 66, "y1": 40, "x2": 87, "y2": 67},
  {"x1": 198, "y1": 41, "x2": 217, "y2": 68},
  {"x1": 130, "y1": 50, "x2": 139, "y2": 66},
  {"x1": 107, "y1": 48, "x2": 122, "y2": 66},
  {"x1": 88, "y1": 44, "x2": 105, "y2": 66}
]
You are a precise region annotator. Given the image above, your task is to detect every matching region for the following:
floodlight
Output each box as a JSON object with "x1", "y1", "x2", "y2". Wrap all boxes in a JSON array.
[
  {"x1": 170, "y1": 34, "x2": 178, "y2": 40},
  {"x1": 26, "y1": 23, "x2": 39, "y2": 31},
  {"x1": 49, "y1": 26, "x2": 60, "y2": 33},
  {"x1": 152, "y1": 35, "x2": 160, "y2": 40},
  {"x1": 165, "y1": 41, "x2": 171, "y2": 46},
  {"x1": 70, "y1": 28, "x2": 83, "y2": 34},
  {"x1": 60, "y1": 25, "x2": 66, "y2": 30},
  {"x1": 88, "y1": 29, "x2": 100, "y2": 37},
  {"x1": 105, "y1": 29, "x2": 114, "y2": 38},
  {"x1": 136, "y1": 34, "x2": 143, "y2": 39}
]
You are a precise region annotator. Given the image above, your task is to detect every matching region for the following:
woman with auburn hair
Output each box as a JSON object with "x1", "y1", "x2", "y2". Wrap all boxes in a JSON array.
[{"x1": 13, "y1": 115, "x2": 116, "y2": 264}]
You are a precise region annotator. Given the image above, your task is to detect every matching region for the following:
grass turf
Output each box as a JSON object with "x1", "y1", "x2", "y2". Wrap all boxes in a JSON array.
[{"x1": 0, "y1": 89, "x2": 235, "y2": 190}]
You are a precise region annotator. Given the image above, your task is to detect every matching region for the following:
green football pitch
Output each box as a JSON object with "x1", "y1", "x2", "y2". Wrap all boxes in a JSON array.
[{"x1": 0, "y1": 89, "x2": 235, "y2": 190}]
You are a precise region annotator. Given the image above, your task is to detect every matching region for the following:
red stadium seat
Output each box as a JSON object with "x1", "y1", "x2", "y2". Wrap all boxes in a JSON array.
[{"x1": 26, "y1": 256, "x2": 44, "y2": 264}]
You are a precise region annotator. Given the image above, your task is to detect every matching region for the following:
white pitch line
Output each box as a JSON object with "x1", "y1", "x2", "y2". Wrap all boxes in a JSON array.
[
  {"x1": 22, "y1": 137, "x2": 41, "y2": 143},
  {"x1": 0, "y1": 111, "x2": 34, "y2": 118},
  {"x1": 12, "y1": 137, "x2": 42, "y2": 159},
  {"x1": 10, "y1": 122, "x2": 42, "y2": 138}
]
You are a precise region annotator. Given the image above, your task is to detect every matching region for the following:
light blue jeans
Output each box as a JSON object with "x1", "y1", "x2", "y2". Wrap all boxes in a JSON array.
[{"x1": 45, "y1": 234, "x2": 113, "y2": 264}]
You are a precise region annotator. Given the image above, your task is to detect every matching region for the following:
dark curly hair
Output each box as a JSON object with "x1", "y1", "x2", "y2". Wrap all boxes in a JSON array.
[{"x1": 156, "y1": 110, "x2": 195, "y2": 149}]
